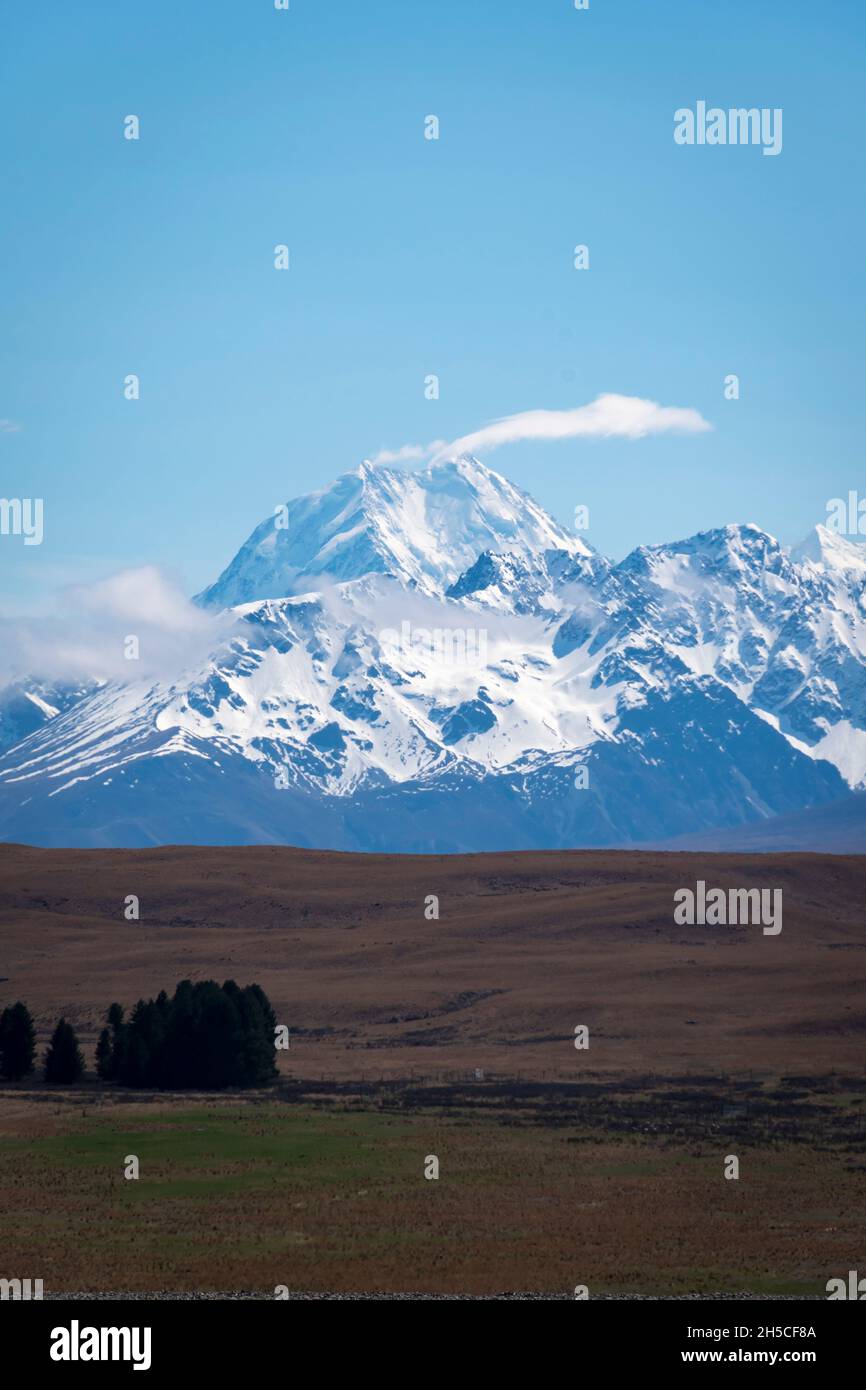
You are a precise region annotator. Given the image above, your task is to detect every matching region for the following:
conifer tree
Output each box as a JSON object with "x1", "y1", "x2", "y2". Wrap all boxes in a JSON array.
[
  {"x1": 106, "y1": 980, "x2": 279, "y2": 1090},
  {"x1": 0, "y1": 1001, "x2": 36, "y2": 1081},
  {"x1": 44, "y1": 1018, "x2": 85, "y2": 1084},
  {"x1": 95, "y1": 1026, "x2": 114, "y2": 1080}
]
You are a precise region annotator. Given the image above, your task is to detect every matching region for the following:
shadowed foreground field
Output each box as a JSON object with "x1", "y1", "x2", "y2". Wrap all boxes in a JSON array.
[
  {"x1": 0, "y1": 844, "x2": 864, "y2": 1295},
  {"x1": 1, "y1": 1081, "x2": 864, "y2": 1296}
]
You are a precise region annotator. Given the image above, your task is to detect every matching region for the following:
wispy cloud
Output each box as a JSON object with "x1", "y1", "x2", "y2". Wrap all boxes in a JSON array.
[
  {"x1": 367, "y1": 441, "x2": 447, "y2": 466},
  {"x1": 0, "y1": 566, "x2": 234, "y2": 686},
  {"x1": 0, "y1": 419, "x2": 22, "y2": 434},
  {"x1": 438, "y1": 393, "x2": 712, "y2": 457},
  {"x1": 369, "y1": 393, "x2": 712, "y2": 467},
  {"x1": 67, "y1": 567, "x2": 206, "y2": 634}
]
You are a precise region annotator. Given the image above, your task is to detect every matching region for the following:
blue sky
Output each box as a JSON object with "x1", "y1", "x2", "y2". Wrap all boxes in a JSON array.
[{"x1": 2, "y1": 0, "x2": 864, "y2": 609}]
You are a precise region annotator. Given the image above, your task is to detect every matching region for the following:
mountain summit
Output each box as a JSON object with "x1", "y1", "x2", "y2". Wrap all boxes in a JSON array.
[
  {"x1": 0, "y1": 457, "x2": 863, "y2": 851},
  {"x1": 197, "y1": 455, "x2": 592, "y2": 609}
]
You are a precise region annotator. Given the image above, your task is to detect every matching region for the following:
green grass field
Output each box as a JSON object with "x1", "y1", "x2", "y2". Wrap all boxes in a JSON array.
[{"x1": 1, "y1": 1082, "x2": 864, "y2": 1295}]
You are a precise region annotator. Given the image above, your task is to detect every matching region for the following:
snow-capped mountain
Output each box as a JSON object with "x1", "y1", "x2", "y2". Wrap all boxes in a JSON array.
[
  {"x1": 197, "y1": 456, "x2": 593, "y2": 608},
  {"x1": 0, "y1": 456, "x2": 862, "y2": 851},
  {"x1": 0, "y1": 678, "x2": 98, "y2": 756}
]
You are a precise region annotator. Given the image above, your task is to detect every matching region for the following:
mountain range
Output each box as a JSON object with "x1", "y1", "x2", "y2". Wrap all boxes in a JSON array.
[{"x1": 2, "y1": 455, "x2": 865, "y2": 851}]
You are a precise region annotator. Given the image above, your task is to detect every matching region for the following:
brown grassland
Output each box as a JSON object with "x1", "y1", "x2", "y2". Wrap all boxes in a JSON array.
[{"x1": 0, "y1": 843, "x2": 864, "y2": 1295}]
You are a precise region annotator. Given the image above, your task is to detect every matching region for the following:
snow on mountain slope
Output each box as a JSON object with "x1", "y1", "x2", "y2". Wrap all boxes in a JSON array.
[
  {"x1": 792, "y1": 522, "x2": 866, "y2": 578},
  {"x1": 0, "y1": 458, "x2": 862, "y2": 850},
  {"x1": 563, "y1": 521, "x2": 866, "y2": 786},
  {"x1": 197, "y1": 456, "x2": 592, "y2": 608},
  {"x1": 3, "y1": 576, "x2": 613, "y2": 801},
  {"x1": 446, "y1": 545, "x2": 608, "y2": 615},
  {"x1": 0, "y1": 678, "x2": 98, "y2": 756}
]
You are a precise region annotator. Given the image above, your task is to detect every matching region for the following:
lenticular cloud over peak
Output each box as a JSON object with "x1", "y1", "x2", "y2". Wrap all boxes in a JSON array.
[
  {"x1": 441, "y1": 393, "x2": 713, "y2": 456},
  {"x1": 370, "y1": 393, "x2": 712, "y2": 467}
]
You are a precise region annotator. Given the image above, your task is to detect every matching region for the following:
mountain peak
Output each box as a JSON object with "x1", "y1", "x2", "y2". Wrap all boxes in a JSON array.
[
  {"x1": 792, "y1": 523, "x2": 866, "y2": 576},
  {"x1": 615, "y1": 522, "x2": 782, "y2": 585},
  {"x1": 705, "y1": 521, "x2": 780, "y2": 552},
  {"x1": 6, "y1": 462, "x2": 866, "y2": 850},
  {"x1": 196, "y1": 453, "x2": 584, "y2": 610}
]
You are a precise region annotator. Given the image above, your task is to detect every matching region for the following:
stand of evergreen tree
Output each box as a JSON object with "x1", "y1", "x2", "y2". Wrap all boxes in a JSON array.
[
  {"x1": 44, "y1": 1018, "x2": 85, "y2": 1084},
  {"x1": 97, "y1": 980, "x2": 278, "y2": 1090},
  {"x1": 0, "y1": 1001, "x2": 36, "y2": 1080}
]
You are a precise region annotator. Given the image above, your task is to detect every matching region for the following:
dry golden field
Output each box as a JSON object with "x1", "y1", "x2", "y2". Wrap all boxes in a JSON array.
[{"x1": 1, "y1": 844, "x2": 864, "y2": 1294}]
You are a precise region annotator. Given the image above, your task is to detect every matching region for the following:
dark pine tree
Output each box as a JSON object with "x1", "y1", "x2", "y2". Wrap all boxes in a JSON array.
[
  {"x1": 123, "y1": 1033, "x2": 151, "y2": 1088},
  {"x1": 0, "y1": 1001, "x2": 37, "y2": 1081},
  {"x1": 104, "y1": 980, "x2": 281, "y2": 1090},
  {"x1": 95, "y1": 1003, "x2": 127, "y2": 1081},
  {"x1": 108, "y1": 1003, "x2": 129, "y2": 1078},
  {"x1": 44, "y1": 1018, "x2": 85, "y2": 1084},
  {"x1": 194, "y1": 982, "x2": 244, "y2": 1089},
  {"x1": 236, "y1": 985, "x2": 278, "y2": 1085},
  {"x1": 245, "y1": 983, "x2": 277, "y2": 1039},
  {"x1": 162, "y1": 980, "x2": 198, "y2": 1089},
  {"x1": 95, "y1": 1026, "x2": 114, "y2": 1080}
]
